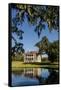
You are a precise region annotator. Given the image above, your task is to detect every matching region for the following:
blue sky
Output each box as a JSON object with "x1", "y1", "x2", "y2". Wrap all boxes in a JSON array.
[{"x1": 12, "y1": 8, "x2": 59, "y2": 52}]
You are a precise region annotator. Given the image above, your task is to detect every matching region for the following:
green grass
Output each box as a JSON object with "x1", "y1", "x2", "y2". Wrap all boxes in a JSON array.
[{"x1": 12, "y1": 61, "x2": 59, "y2": 71}]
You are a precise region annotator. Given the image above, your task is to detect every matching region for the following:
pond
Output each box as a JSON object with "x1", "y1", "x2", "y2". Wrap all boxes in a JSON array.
[{"x1": 11, "y1": 68, "x2": 59, "y2": 86}]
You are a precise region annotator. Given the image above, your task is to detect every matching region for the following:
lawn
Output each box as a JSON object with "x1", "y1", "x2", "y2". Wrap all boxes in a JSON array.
[{"x1": 12, "y1": 61, "x2": 59, "y2": 71}]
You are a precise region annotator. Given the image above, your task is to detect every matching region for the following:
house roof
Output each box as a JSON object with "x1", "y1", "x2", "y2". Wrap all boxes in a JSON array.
[{"x1": 24, "y1": 51, "x2": 38, "y2": 55}]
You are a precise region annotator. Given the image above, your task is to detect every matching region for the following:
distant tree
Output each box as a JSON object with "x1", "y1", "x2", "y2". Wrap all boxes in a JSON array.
[
  {"x1": 35, "y1": 36, "x2": 49, "y2": 53},
  {"x1": 48, "y1": 40, "x2": 59, "y2": 62},
  {"x1": 35, "y1": 36, "x2": 59, "y2": 62}
]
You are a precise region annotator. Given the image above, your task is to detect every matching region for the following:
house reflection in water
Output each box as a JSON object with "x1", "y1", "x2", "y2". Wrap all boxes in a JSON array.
[{"x1": 24, "y1": 68, "x2": 41, "y2": 78}]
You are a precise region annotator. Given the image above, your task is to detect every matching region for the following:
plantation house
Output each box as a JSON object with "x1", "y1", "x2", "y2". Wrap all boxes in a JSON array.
[{"x1": 24, "y1": 51, "x2": 48, "y2": 63}]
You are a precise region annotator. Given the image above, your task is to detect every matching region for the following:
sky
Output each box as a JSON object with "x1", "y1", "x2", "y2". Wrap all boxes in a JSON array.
[{"x1": 11, "y1": 8, "x2": 59, "y2": 52}]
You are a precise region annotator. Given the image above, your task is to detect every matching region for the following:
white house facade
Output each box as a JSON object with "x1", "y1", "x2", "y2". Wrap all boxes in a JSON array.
[
  {"x1": 24, "y1": 51, "x2": 41, "y2": 63},
  {"x1": 24, "y1": 51, "x2": 48, "y2": 63}
]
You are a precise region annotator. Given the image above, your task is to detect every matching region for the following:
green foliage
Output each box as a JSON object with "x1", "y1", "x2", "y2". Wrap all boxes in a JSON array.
[
  {"x1": 15, "y1": 4, "x2": 59, "y2": 37},
  {"x1": 10, "y1": 5, "x2": 24, "y2": 56},
  {"x1": 48, "y1": 40, "x2": 59, "y2": 62},
  {"x1": 35, "y1": 36, "x2": 59, "y2": 62},
  {"x1": 41, "y1": 58, "x2": 49, "y2": 63},
  {"x1": 35, "y1": 36, "x2": 49, "y2": 53},
  {"x1": 12, "y1": 52, "x2": 24, "y2": 61}
]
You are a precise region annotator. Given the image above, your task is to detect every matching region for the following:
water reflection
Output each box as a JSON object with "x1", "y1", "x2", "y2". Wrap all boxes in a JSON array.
[{"x1": 12, "y1": 68, "x2": 59, "y2": 86}]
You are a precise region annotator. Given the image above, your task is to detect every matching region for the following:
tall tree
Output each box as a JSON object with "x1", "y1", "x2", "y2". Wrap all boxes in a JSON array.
[
  {"x1": 35, "y1": 36, "x2": 49, "y2": 54},
  {"x1": 35, "y1": 36, "x2": 59, "y2": 62},
  {"x1": 10, "y1": 5, "x2": 24, "y2": 56},
  {"x1": 48, "y1": 40, "x2": 59, "y2": 62}
]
